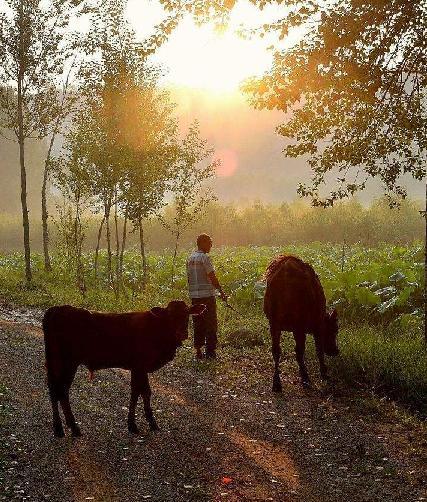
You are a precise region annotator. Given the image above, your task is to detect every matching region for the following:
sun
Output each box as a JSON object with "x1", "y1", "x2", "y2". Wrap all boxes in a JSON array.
[
  {"x1": 158, "y1": 21, "x2": 272, "y2": 92},
  {"x1": 127, "y1": 0, "x2": 275, "y2": 93}
]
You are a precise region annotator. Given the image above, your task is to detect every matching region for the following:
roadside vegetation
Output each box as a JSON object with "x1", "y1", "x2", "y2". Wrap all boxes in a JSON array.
[
  {"x1": 0, "y1": 243, "x2": 425, "y2": 414},
  {"x1": 0, "y1": 197, "x2": 424, "y2": 252}
]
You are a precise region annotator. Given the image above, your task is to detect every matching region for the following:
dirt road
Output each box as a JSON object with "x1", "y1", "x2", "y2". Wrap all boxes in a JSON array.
[{"x1": 0, "y1": 312, "x2": 426, "y2": 501}]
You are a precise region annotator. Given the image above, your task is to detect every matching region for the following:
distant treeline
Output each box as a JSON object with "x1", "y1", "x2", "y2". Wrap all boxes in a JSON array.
[{"x1": 0, "y1": 197, "x2": 423, "y2": 252}]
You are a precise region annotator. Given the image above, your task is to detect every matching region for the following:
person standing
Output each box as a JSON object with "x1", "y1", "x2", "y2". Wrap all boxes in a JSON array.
[{"x1": 186, "y1": 233, "x2": 227, "y2": 359}]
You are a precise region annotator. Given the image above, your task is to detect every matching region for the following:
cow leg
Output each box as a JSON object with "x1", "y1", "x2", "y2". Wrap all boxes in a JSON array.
[
  {"x1": 141, "y1": 373, "x2": 159, "y2": 431},
  {"x1": 294, "y1": 331, "x2": 310, "y2": 386},
  {"x1": 128, "y1": 370, "x2": 140, "y2": 434},
  {"x1": 314, "y1": 335, "x2": 328, "y2": 380},
  {"x1": 61, "y1": 394, "x2": 81, "y2": 437},
  {"x1": 48, "y1": 386, "x2": 64, "y2": 438},
  {"x1": 59, "y1": 366, "x2": 80, "y2": 437},
  {"x1": 270, "y1": 325, "x2": 282, "y2": 392}
]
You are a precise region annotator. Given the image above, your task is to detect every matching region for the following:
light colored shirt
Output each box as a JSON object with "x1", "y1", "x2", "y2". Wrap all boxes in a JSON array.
[{"x1": 187, "y1": 250, "x2": 216, "y2": 299}]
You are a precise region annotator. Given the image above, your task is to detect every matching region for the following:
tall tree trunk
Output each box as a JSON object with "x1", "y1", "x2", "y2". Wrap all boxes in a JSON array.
[
  {"x1": 119, "y1": 204, "x2": 128, "y2": 276},
  {"x1": 114, "y1": 188, "x2": 120, "y2": 286},
  {"x1": 171, "y1": 230, "x2": 180, "y2": 284},
  {"x1": 17, "y1": 1, "x2": 31, "y2": 284},
  {"x1": 41, "y1": 133, "x2": 56, "y2": 272},
  {"x1": 41, "y1": 56, "x2": 75, "y2": 273},
  {"x1": 138, "y1": 215, "x2": 147, "y2": 287},
  {"x1": 105, "y1": 203, "x2": 112, "y2": 287},
  {"x1": 94, "y1": 215, "x2": 105, "y2": 281}
]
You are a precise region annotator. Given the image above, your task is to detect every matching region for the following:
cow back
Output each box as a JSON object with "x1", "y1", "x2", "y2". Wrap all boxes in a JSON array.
[
  {"x1": 264, "y1": 255, "x2": 326, "y2": 332},
  {"x1": 43, "y1": 306, "x2": 179, "y2": 373}
]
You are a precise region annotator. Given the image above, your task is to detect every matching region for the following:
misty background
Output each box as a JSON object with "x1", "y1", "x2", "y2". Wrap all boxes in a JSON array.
[{"x1": 1, "y1": 86, "x2": 425, "y2": 218}]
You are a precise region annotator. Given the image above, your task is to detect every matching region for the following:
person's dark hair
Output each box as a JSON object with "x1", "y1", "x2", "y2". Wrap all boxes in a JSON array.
[{"x1": 197, "y1": 233, "x2": 212, "y2": 248}]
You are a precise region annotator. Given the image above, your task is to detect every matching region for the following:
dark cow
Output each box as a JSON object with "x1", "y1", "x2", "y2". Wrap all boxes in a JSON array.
[
  {"x1": 43, "y1": 301, "x2": 205, "y2": 437},
  {"x1": 264, "y1": 255, "x2": 339, "y2": 392}
]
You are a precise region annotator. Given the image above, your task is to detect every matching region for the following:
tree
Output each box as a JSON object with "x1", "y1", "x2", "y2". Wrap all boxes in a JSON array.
[
  {"x1": 41, "y1": 58, "x2": 79, "y2": 273},
  {"x1": 241, "y1": 0, "x2": 427, "y2": 336},
  {"x1": 52, "y1": 149, "x2": 92, "y2": 296},
  {"x1": 160, "y1": 121, "x2": 218, "y2": 283},
  {"x1": 159, "y1": 1, "x2": 425, "y2": 202},
  {"x1": 162, "y1": 0, "x2": 426, "y2": 332},
  {"x1": 0, "y1": 0, "x2": 86, "y2": 282},
  {"x1": 122, "y1": 86, "x2": 179, "y2": 286},
  {"x1": 239, "y1": 2, "x2": 426, "y2": 204},
  {"x1": 72, "y1": 0, "x2": 144, "y2": 290},
  {"x1": 58, "y1": 100, "x2": 121, "y2": 289},
  {"x1": 61, "y1": 0, "x2": 181, "y2": 290}
]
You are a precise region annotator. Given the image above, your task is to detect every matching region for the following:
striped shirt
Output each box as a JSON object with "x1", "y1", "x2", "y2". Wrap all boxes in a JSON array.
[{"x1": 186, "y1": 250, "x2": 216, "y2": 299}]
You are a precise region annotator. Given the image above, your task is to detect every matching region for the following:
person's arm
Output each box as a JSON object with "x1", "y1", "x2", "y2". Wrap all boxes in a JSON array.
[{"x1": 208, "y1": 271, "x2": 227, "y2": 301}]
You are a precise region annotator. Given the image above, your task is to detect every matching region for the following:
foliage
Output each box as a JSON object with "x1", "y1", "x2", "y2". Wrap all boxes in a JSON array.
[
  {"x1": 0, "y1": 244, "x2": 425, "y2": 412},
  {"x1": 0, "y1": 0, "x2": 89, "y2": 282},
  {"x1": 244, "y1": 0, "x2": 427, "y2": 204},
  {"x1": 0, "y1": 0, "x2": 85, "y2": 140},
  {"x1": 52, "y1": 158, "x2": 92, "y2": 294},
  {"x1": 0, "y1": 244, "x2": 423, "y2": 324},
  {"x1": 162, "y1": 0, "x2": 426, "y2": 204},
  {"x1": 331, "y1": 324, "x2": 427, "y2": 413},
  {"x1": 51, "y1": 1, "x2": 216, "y2": 287},
  {"x1": 159, "y1": 120, "x2": 218, "y2": 279},
  {"x1": 162, "y1": 120, "x2": 218, "y2": 238},
  {"x1": 0, "y1": 197, "x2": 424, "y2": 251}
]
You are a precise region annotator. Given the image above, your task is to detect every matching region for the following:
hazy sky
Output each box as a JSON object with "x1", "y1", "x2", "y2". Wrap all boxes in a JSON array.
[
  {"x1": 125, "y1": 0, "x2": 288, "y2": 91},
  {"x1": 1, "y1": 1, "x2": 424, "y2": 205}
]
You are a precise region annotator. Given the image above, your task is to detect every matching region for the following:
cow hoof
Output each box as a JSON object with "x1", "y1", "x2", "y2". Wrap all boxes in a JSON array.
[
  {"x1": 272, "y1": 382, "x2": 282, "y2": 393},
  {"x1": 71, "y1": 425, "x2": 82, "y2": 438},
  {"x1": 128, "y1": 423, "x2": 139, "y2": 434},
  {"x1": 53, "y1": 426, "x2": 65, "y2": 438},
  {"x1": 149, "y1": 422, "x2": 160, "y2": 432}
]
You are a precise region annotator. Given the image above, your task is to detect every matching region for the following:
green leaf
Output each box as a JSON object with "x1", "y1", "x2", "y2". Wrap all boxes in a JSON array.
[
  {"x1": 353, "y1": 287, "x2": 381, "y2": 306},
  {"x1": 395, "y1": 287, "x2": 414, "y2": 307}
]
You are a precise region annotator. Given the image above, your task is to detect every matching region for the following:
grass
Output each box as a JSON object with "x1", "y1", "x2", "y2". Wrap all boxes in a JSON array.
[
  {"x1": 0, "y1": 246, "x2": 425, "y2": 415},
  {"x1": 330, "y1": 324, "x2": 427, "y2": 413}
]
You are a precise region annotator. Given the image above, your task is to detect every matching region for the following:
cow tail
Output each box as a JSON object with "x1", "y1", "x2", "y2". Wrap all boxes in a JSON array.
[{"x1": 43, "y1": 308, "x2": 62, "y2": 390}]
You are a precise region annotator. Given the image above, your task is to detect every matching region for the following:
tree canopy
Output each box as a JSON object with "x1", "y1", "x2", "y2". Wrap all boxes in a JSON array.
[{"x1": 160, "y1": 0, "x2": 426, "y2": 206}]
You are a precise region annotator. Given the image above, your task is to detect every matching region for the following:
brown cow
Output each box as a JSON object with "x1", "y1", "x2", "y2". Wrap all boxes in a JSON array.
[
  {"x1": 264, "y1": 255, "x2": 338, "y2": 392},
  {"x1": 43, "y1": 301, "x2": 205, "y2": 438}
]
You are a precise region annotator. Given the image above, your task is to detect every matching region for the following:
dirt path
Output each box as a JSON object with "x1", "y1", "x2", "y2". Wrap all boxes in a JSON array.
[{"x1": 0, "y1": 314, "x2": 426, "y2": 501}]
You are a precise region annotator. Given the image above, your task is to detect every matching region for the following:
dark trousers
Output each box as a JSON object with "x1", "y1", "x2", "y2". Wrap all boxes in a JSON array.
[{"x1": 192, "y1": 296, "x2": 218, "y2": 353}]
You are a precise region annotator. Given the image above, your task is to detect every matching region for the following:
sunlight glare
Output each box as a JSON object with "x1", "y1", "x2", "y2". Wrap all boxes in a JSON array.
[{"x1": 127, "y1": 0, "x2": 275, "y2": 92}]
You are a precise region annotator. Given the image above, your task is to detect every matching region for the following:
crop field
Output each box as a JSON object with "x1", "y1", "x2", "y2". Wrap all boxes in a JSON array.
[{"x1": 0, "y1": 243, "x2": 425, "y2": 414}]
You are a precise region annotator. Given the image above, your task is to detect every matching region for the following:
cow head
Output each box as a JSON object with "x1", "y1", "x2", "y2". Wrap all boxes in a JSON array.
[
  {"x1": 151, "y1": 300, "x2": 206, "y2": 343},
  {"x1": 322, "y1": 309, "x2": 339, "y2": 356}
]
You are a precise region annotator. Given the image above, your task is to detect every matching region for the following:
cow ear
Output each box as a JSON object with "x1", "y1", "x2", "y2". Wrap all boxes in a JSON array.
[
  {"x1": 150, "y1": 307, "x2": 166, "y2": 317},
  {"x1": 189, "y1": 304, "x2": 206, "y2": 316},
  {"x1": 330, "y1": 309, "x2": 338, "y2": 320}
]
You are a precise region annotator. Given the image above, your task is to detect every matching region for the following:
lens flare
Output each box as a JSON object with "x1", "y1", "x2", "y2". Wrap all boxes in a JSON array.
[{"x1": 216, "y1": 149, "x2": 238, "y2": 177}]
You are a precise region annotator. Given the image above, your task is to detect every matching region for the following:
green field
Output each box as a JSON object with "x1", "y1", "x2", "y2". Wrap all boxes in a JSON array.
[{"x1": 0, "y1": 243, "x2": 425, "y2": 414}]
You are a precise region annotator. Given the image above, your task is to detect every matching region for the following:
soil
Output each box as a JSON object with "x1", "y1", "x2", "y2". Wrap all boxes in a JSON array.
[{"x1": 0, "y1": 305, "x2": 426, "y2": 501}]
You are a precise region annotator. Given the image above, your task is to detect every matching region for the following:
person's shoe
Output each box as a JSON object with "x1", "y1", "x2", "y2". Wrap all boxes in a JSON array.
[
  {"x1": 205, "y1": 351, "x2": 216, "y2": 359},
  {"x1": 195, "y1": 348, "x2": 204, "y2": 360}
]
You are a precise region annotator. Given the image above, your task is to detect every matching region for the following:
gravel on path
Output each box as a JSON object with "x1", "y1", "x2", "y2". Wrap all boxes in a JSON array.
[{"x1": 0, "y1": 312, "x2": 426, "y2": 502}]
